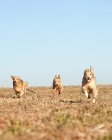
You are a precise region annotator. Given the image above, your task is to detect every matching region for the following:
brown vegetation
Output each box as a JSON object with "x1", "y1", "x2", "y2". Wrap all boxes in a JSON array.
[{"x1": 0, "y1": 85, "x2": 112, "y2": 140}]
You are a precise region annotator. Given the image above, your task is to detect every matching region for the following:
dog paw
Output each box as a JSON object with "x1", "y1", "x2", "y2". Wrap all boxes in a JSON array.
[
  {"x1": 12, "y1": 96, "x2": 16, "y2": 99},
  {"x1": 17, "y1": 96, "x2": 21, "y2": 98},
  {"x1": 85, "y1": 92, "x2": 88, "y2": 98},
  {"x1": 92, "y1": 98, "x2": 95, "y2": 103},
  {"x1": 88, "y1": 94, "x2": 91, "y2": 98}
]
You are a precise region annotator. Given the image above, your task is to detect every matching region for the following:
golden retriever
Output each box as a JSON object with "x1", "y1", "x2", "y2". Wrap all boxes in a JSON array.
[
  {"x1": 81, "y1": 66, "x2": 98, "y2": 103},
  {"x1": 52, "y1": 75, "x2": 63, "y2": 96},
  {"x1": 10, "y1": 75, "x2": 28, "y2": 98}
]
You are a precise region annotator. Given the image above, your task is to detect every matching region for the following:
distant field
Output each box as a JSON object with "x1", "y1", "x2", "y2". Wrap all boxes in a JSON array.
[{"x1": 0, "y1": 85, "x2": 112, "y2": 140}]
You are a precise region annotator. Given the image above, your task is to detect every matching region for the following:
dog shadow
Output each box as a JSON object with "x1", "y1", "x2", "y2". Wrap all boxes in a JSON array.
[{"x1": 59, "y1": 99, "x2": 82, "y2": 103}]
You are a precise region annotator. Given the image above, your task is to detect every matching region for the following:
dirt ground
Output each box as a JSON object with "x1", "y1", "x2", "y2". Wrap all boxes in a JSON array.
[{"x1": 0, "y1": 85, "x2": 112, "y2": 140}]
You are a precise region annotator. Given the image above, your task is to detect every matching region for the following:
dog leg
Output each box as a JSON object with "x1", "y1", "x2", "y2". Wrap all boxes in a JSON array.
[
  {"x1": 92, "y1": 98, "x2": 95, "y2": 103},
  {"x1": 81, "y1": 87, "x2": 89, "y2": 98},
  {"x1": 81, "y1": 87, "x2": 85, "y2": 93},
  {"x1": 15, "y1": 92, "x2": 20, "y2": 98},
  {"x1": 53, "y1": 89, "x2": 56, "y2": 96},
  {"x1": 16, "y1": 93, "x2": 21, "y2": 98},
  {"x1": 12, "y1": 92, "x2": 16, "y2": 98},
  {"x1": 85, "y1": 91, "x2": 89, "y2": 98},
  {"x1": 18, "y1": 91, "x2": 24, "y2": 98},
  {"x1": 92, "y1": 89, "x2": 97, "y2": 103},
  {"x1": 58, "y1": 89, "x2": 63, "y2": 96},
  {"x1": 58, "y1": 90, "x2": 60, "y2": 96}
]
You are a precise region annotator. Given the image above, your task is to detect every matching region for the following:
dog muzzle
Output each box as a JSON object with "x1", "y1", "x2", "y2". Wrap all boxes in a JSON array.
[
  {"x1": 13, "y1": 81, "x2": 17, "y2": 85},
  {"x1": 87, "y1": 78, "x2": 92, "y2": 83}
]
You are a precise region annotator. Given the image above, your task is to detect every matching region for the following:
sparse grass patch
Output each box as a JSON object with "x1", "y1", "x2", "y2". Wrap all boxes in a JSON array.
[{"x1": 0, "y1": 85, "x2": 112, "y2": 139}]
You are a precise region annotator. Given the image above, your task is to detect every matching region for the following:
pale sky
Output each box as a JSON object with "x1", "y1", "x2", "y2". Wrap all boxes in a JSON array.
[{"x1": 0, "y1": 0, "x2": 112, "y2": 87}]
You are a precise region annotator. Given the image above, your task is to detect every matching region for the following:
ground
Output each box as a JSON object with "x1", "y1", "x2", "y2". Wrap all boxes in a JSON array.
[{"x1": 0, "y1": 85, "x2": 112, "y2": 140}]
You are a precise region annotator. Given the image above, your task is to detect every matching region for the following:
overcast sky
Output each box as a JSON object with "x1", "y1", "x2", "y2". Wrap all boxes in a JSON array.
[{"x1": 0, "y1": 0, "x2": 112, "y2": 87}]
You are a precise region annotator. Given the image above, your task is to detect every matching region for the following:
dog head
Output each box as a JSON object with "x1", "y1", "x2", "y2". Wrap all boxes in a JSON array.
[
  {"x1": 84, "y1": 66, "x2": 94, "y2": 83},
  {"x1": 53, "y1": 75, "x2": 61, "y2": 87},
  {"x1": 10, "y1": 75, "x2": 21, "y2": 85}
]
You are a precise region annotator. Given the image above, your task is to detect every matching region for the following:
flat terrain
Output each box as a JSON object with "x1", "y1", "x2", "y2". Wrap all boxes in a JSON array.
[{"x1": 0, "y1": 85, "x2": 112, "y2": 140}]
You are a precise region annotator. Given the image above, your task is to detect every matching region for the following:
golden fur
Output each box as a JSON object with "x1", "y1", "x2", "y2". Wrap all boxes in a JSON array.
[
  {"x1": 81, "y1": 66, "x2": 98, "y2": 103},
  {"x1": 52, "y1": 75, "x2": 63, "y2": 96},
  {"x1": 10, "y1": 75, "x2": 28, "y2": 98}
]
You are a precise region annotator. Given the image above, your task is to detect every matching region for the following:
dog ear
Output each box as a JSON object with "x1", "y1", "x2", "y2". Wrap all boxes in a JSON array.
[
  {"x1": 18, "y1": 77, "x2": 21, "y2": 80},
  {"x1": 54, "y1": 75, "x2": 57, "y2": 79},
  {"x1": 90, "y1": 66, "x2": 94, "y2": 74},
  {"x1": 84, "y1": 69, "x2": 89, "y2": 75},
  {"x1": 10, "y1": 75, "x2": 14, "y2": 79},
  {"x1": 58, "y1": 75, "x2": 61, "y2": 79}
]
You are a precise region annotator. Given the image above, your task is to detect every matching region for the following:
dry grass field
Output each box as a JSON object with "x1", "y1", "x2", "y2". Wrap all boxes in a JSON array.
[{"x1": 0, "y1": 85, "x2": 112, "y2": 140}]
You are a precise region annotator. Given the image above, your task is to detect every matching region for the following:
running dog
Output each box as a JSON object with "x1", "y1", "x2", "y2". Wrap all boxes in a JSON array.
[
  {"x1": 81, "y1": 66, "x2": 98, "y2": 103},
  {"x1": 52, "y1": 75, "x2": 63, "y2": 96},
  {"x1": 10, "y1": 75, "x2": 28, "y2": 98}
]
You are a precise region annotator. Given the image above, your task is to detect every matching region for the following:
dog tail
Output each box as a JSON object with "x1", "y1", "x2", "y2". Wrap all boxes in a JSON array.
[
  {"x1": 25, "y1": 81, "x2": 28, "y2": 87},
  {"x1": 97, "y1": 88, "x2": 98, "y2": 95}
]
